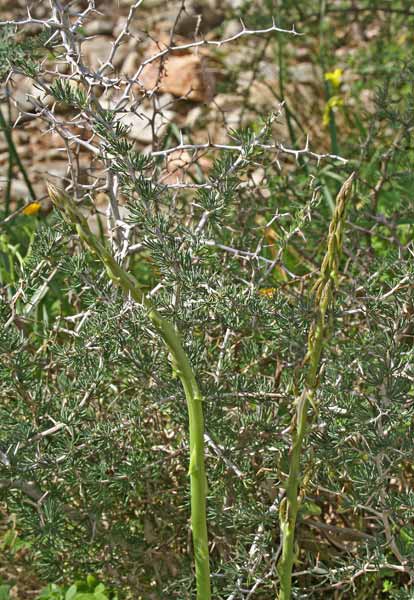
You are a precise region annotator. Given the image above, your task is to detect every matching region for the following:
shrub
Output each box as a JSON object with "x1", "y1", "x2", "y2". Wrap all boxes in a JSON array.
[{"x1": 1, "y1": 1, "x2": 414, "y2": 599}]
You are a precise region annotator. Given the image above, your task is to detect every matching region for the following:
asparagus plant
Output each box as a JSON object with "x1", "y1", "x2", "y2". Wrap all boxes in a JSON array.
[
  {"x1": 47, "y1": 183, "x2": 211, "y2": 600},
  {"x1": 2, "y1": 2, "x2": 414, "y2": 599},
  {"x1": 277, "y1": 172, "x2": 355, "y2": 599}
]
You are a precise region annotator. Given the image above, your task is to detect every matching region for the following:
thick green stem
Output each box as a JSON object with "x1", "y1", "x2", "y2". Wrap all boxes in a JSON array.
[
  {"x1": 277, "y1": 173, "x2": 355, "y2": 599},
  {"x1": 47, "y1": 184, "x2": 211, "y2": 600}
]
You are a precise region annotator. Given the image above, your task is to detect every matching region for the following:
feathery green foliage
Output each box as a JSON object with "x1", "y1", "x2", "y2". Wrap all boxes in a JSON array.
[{"x1": 1, "y1": 2, "x2": 414, "y2": 599}]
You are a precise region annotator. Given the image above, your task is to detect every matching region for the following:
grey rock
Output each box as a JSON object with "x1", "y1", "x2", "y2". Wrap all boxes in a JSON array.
[
  {"x1": 82, "y1": 36, "x2": 113, "y2": 70},
  {"x1": 289, "y1": 62, "x2": 322, "y2": 84},
  {"x1": 84, "y1": 20, "x2": 115, "y2": 36},
  {"x1": 173, "y1": 4, "x2": 225, "y2": 36}
]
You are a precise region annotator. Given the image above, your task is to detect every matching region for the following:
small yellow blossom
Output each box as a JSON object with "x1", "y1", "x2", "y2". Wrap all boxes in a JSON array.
[
  {"x1": 324, "y1": 68, "x2": 343, "y2": 88},
  {"x1": 323, "y1": 95, "x2": 344, "y2": 126},
  {"x1": 259, "y1": 288, "x2": 277, "y2": 297},
  {"x1": 22, "y1": 202, "x2": 41, "y2": 216}
]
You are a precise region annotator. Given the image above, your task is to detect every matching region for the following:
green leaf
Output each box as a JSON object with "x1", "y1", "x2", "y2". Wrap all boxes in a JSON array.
[
  {"x1": 0, "y1": 584, "x2": 11, "y2": 600},
  {"x1": 36, "y1": 583, "x2": 64, "y2": 599},
  {"x1": 300, "y1": 501, "x2": 322, "y2": 517},
  {"x1": 93, "y1": 593, "x2": 110, "y2": 600},
  {"x1": 65, "y1": 585, "x2": 78, "y2": 600},
  {"x1": 86, "y1": 575, "x2": 98, "y2": 590},
  {"x1": 383, "y1": 579, "x2": 394, "y2": 592},
  {"x1": 93, "y1": 585, "x2": 105, "y2": 593},
  {"x1": 398, "y1": 526, "x2": 414, "y2": 551}
]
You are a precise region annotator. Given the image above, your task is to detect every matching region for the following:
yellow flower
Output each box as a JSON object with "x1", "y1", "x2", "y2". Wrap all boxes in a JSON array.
[
  {"x1": 324, "y1": 68, "x2": 343, "y2": 88},
  {"x1": 259, "y1": 288, "x2": 277, "y2": 297},
  {"x1": 322, "y1": 95, "x2": 344, "y2": 126},
  {"x1": 22, "y1": 202, "x2": 41, "y2": 216}
]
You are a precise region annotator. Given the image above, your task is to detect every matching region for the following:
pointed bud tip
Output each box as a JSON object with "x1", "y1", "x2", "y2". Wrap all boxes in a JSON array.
[
  {"x1": 46, "y1": 182, "x2": 65, "y2": 208},
  {"x1": 46, "y1": 181, "x2": 57, "y2": 198}
]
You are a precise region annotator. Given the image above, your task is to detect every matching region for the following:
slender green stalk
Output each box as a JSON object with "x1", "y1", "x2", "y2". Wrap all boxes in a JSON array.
[
  {"x1": 47, "y1": 184, "x2": 211, "y2": 600},
  {"x1": 277, "y1": 172, "x2": 355, "y2": 600},
  {"x1": 277, "y1": 37, "x2": 297, "y2": 151},
  {"x1": 0, "y1": 107, "x2": 36, "y2": 209},
  {"x1": 318, "y1": 0, "x2": 340, "y2": 156},
  {"x1": 325, "y1": 83, "x2": 339, "y2": 156},
  {"x1": 5, "y1": 147, "x2": 13, "y2": 216}
]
